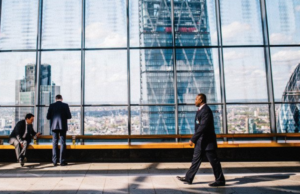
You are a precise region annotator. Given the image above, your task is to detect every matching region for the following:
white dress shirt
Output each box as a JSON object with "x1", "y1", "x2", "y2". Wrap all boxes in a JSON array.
[{"x1": 198, "y1": 104, "x2": 206, "y2": 111}]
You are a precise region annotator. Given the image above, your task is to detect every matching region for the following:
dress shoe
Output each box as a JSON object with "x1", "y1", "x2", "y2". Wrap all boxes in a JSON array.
[
  {"x1": 176, "y1": 176, "x2": 192, "y2": 184},
  {"x1": 53, "y1": 163, "x2": 57, "y2": 167},
  {"x1": 208, "y1": 181, "x2": 225, "y2": 187},
  {"x1": 19, "y1": 158, "x2": 24, "y2": 167},
  {"x1": 60, "y1": 162, "x2": 68, "y2": 166}
]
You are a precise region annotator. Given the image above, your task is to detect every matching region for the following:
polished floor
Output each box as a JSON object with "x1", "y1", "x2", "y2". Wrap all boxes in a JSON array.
[{"x1": 0, "y1": 161, "x2": 299, "y2": 193}]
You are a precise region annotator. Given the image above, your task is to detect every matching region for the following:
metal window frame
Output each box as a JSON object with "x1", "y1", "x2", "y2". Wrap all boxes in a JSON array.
[{"x1": 1, "y1": 0, "x2": 299, "y2": 140}]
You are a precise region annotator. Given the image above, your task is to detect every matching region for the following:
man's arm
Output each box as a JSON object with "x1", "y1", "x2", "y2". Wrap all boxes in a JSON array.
[
  {"x1": 46, "y1": 105, "x2": 52, "y2": 120},
  {"x1": 190, "y1": 111, "x2": 210, "y2": 143}
]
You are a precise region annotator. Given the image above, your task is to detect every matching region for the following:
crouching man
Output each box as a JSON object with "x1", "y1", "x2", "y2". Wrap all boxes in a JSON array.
[{"x1": 9, "y1": 113, "x2": 41, "y2": 166}]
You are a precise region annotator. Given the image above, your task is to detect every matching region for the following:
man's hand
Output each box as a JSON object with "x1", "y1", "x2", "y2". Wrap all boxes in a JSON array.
[
  {"x1": 36, "y1": 132, "x2": 42, "y2": 137},
  {"x1": 20, "y1": 141, "x2": 24, "y2": 148},
  {"x1": 188, "y1": 140, "x2": 194, "y2": 147}
]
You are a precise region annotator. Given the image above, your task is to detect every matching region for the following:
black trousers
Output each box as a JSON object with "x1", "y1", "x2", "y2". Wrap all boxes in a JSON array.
[
  {"x1": 52, "y1": 130, "x2": 67, "y2": 164},
  {"x1": 185, "y1": 146, "x2": 225, "y2": 183}
]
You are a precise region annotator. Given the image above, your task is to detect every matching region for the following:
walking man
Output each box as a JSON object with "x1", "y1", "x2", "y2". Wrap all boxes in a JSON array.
[{"x1": 177, "y1": 93, "x2": 225, "y2": 186}]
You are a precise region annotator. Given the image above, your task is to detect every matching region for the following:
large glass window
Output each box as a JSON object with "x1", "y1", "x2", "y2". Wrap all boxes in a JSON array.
[
  {"x1": 0, "y1": 0, "x2": 38, "y2": 50},
  {"x1": 174, "y1": 0, "x2": 218, "y2": 46},
  {"x1": 42, "y1": 0, "x2": 81, "y2": 49},
  {"x1": 227, "y1": 104, "x2": 271, "y2": 134},
  {"x1": 130, "y1": 49, "x2": 175, "y2": 104},
  {"x1": 266, "y1": 0, "x2": 300, "y2": 45},
  {"x1": 220, "y1": 0, "x2": 263, "y2": 45},
  {"x1": 276, "y1": 103, "x2": 300, "y2": 133},
  {"x1": 39, "y1": 51, "x2": 81, "y2": 105},
  {"x1": 270, "y1": 47, "x2": 300, "y2": 102},
  {"x1": 0, "y1": 52, "x2": 36, "y2": 106},
  {"x1": 129, "y1": 0, "x2": 173, "y2": 47},
  {"x1": 223, "y1": 48, "x2": 268, "y2": 102},
  {"x1": 85, "y1": 0, "x2": 127, "y2": 48},
  {"x1": 176, "y1": 48, "x2": 221, "y2": 103},
  {"x1": 85, "y1": 50, "x2": 127, "y2": 104}
]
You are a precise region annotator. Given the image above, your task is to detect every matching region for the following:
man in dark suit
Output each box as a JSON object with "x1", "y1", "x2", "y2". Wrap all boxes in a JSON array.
[
  {"x1": 9, "y1": 113, "x2": 41, "y2": 166},
  {"x1": 47, "y1": 94, "x2": 72, "y2": 166},
  {"x1": 177, "y1": 93, "x2": 225, "y2": 186}
]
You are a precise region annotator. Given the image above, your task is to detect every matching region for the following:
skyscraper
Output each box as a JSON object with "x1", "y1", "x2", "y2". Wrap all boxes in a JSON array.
[
  {"x1": 139, "y1": 0, "x2": 219, "y2": 134},
  {"x1": 278, "y1": 63, "x2": 300, "y2": 133}
]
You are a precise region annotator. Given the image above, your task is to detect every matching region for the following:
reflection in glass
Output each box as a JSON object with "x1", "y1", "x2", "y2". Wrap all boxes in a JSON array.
[
  {"x1": 85, "y1": 51, "x2": 127, "y2": 104},
  {"x1": 224, "y1": 48, "x2": 268, "y2": 102},
  {"x1": 266, "y1": 0, "x2": 300, "y2": 45},
  {"x1": 220, "y1": 0, "x2": 263, "y2": 45},
  {"x1": 84, "y1": 107, "x2": 128, "y2": 135},
  {"x1": 131, "y1": 106, "x2": 175, "y2": 135},
  {"x1": 179, "y1": 105, "x2": 223, "y2": 134},
  {"x1": 174, "y1": 0, "x2": 218, "y2": 46},
  {"x1": 85, "y1": 0, "x2": 127, "y2": 48},
  {"x1": 0, "y1": 0, "x2": 38, "y2": 50},
  {"x1": 129, "y1": 0, "x2": 173, "y2": 47},
  {"x1": 40, "y1": 52, "x2": 81, "y2": 105},
  {"x1": 39, "y1": 107, "x2": 81, "y2": 135},
  {"x1": 271, "y1": 47, "x2": 300, "y2": 102},
  {"x1": 176, "y1": 48, "x2": 221, "y2": 103},
  {"x1": 42, "y1": 0, "x2": 81, "y2": 49},
  {"x1": 130, "y1": 49, "x2": 174, "y2": 104},
  {"x1": 0, "y1": 53, "x2": 36, "y2": 108},
  {"x1": 276, "y1": 103, "x2": 300, "y2": 133},
  {"x1": 227, "y1": 105, "x2": 270, "y2": 134}
]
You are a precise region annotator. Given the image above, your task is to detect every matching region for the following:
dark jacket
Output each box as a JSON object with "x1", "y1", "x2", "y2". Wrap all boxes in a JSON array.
[
  {"x1": 46, "y1": 101, "x2": 72, "y2": 131},
  {"x1": 9, "y1": 120, "x2": 37, "y2": 143},
  {"x1": 190, "y1": 104, "x2": 217, "y2": 151}
]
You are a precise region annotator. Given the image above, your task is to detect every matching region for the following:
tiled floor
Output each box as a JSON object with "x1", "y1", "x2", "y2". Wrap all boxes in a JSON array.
[{"x1": 0, "y1": 161, "x2": 299, "y2": 193}]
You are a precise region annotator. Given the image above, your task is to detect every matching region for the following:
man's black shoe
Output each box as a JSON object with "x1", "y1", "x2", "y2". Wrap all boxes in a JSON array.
[
  {"x1": 208, "y1": 181, "x2": 225, "y2": 187},
  {"x1": 53, "y1": 163, "x2": 57, "y2": 167},
  {"x1": 60, "y1": 162, "x2": 68, "y2": 166},
  {"x1": 176, "y1": 176, "x2": 192, "y2": 184},
  {"x1": 19, "y1": 158, "x2": 24, "y2": 167}
]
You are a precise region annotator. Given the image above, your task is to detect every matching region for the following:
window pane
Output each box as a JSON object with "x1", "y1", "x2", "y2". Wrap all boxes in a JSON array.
[
  {"x1": 179, "y1": 105, "x2": 223, "y2": 134},
  {"x1": 39, "y1": 107, "x2": 81, "y2": 135},
  {"x1": 0, "y1": 0, "x2": 38, "y2": 50},
  {"x1": 220, "y1": 0, "x2": 263, "y2": 45},
  {"x1": 40, "y1": 52, "x2": 81, "y2": 105},
  {"x1": 0, "y1": 52, "x2": 36, "y2": 105},
  {"x1": 84, "y1": 106, "x2": 128, "y2": 135},
  {"x1": 130, "y1": 49, "x2": 174, "y2": 104},
  {"x1": 276, "y1": 103, "x2": 300, "y2": 133},
  {"x1": 270, "y1": 47, "x2": 300, "y2": 102},
  {"x1": 174, "y1": 0, "x2": 218, "y2": 46},
  {"x1": 85, "y1": 50, "x2": 127, "y2": 104},
  {"x1": 129, "y1": 0, "x2": 173, "y2": 47},
  {"x1": 85, "y1": 0, "x2": 127, "y2": 48},
  {"x1": 266, "y1": 0, "x2": 300, "y2": 45},
  {"x1": 42, "y1": 0, "x2": 81, "y2": 49},
  {"x1": 131, "y1": 106, "x2": 175, "y2": 135},
  {"x1": 227, "y1": 104, "x2": 271, "y2": 134},
  {"x1": 176, "y1": 48, "x2": 221, "y2": 103},
  {"x1": 224, "y1": 48, "x2": 268, "y2": 102}
]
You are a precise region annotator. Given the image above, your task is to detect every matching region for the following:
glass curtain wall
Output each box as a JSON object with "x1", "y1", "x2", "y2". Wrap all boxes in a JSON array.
[{"x1": 0, "y1": 0, "x2": 299, "y2": 138}]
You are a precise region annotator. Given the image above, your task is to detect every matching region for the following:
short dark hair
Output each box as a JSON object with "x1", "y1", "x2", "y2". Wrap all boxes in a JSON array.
[
  {"x1": 56, "y1": 94, "x2": 62, "y2": 100},
  {"x1": 197, "y1": 93, "x2": 207, "y2": 103},
  {"x1": 25, "y1": 113, "x2": 34, "y2": 120}
]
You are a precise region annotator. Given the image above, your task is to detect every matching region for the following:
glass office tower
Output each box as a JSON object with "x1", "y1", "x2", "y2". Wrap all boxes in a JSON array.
[{"x1": 139, "y1": 0, "x2": 219, "y2": 134}]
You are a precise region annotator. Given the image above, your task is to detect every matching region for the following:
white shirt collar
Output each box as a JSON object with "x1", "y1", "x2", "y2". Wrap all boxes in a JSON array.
[{"x1": 198, "y1": 104, "x2": 206, "y2": 111}]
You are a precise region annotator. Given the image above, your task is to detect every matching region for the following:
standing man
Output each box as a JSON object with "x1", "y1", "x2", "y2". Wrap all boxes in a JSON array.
[
  {"x1": 177, "y1": 93, "x2": 225, "y2": 186},
  {"x1": 9, "y1": 113, "x2": 41, "y2": 166},
  {"x1": 47, "y1": 94, "x2": 72, "y2": 166}
]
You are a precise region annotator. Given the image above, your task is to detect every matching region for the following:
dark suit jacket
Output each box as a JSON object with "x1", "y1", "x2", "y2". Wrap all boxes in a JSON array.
[
  {"x1": 190, "y1": 104, "x2": 217, "y2": 151},
  {"x1": 9, "y1": 120, "x2": 36, "y2": 143},
  {"x1": 47, "y1": 101, "x2": 72, "y2": 131}
]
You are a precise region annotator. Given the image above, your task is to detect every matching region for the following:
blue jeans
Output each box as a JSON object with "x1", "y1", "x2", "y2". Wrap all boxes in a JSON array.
[{"x1": 52, "y1": 130, "x2": 67, "y2": 164}]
